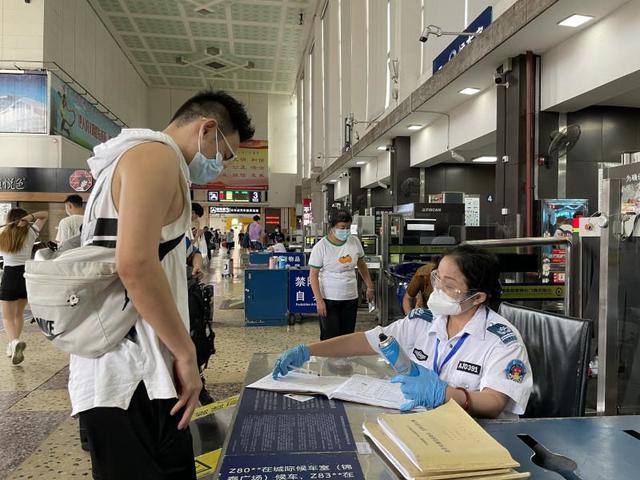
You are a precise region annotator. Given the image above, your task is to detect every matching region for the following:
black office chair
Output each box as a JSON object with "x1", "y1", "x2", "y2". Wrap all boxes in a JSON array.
[{"x1": 498, "y1": 302, "x2": 592, "y2": 418}]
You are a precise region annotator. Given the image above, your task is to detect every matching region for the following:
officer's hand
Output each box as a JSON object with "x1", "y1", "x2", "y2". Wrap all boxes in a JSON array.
[
  {"x1": 390, "y1": 363, "x2": 447, "y2": 412},
  {"x1": 272, "y1": 344, "x2": 311, "y2": 379}
]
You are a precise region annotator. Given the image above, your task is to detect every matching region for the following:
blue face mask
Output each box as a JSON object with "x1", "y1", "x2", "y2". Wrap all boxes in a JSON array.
[
  {"x1": 188, "y1": 127, "x2": 231, "y2": 185},
  {"x1": 334, "y1": 228, "x2": 350, "y2": 241}
]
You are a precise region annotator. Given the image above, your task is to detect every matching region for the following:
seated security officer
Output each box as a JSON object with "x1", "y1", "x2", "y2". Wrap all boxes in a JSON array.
[{"x1": 273, "y1": 245, "x2": 532, "y2": 418}]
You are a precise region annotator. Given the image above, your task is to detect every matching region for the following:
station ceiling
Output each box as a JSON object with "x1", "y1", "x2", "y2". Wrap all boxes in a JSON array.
[{"x1": 89, "y1": 0, "x2": 314, "y2": 94}]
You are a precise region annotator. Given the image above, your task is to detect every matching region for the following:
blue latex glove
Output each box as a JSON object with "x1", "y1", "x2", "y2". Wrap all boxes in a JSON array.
[
  {"x1": 390, "y1": 363, "x2": 447, "y2": 412},
  {"x1": 272, "y1": 344, "x2": 311, "y2": 379}
]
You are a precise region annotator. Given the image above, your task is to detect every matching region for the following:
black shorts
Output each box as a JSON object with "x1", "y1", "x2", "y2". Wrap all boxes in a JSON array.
[
  {"x1": 79, "y1": 382, "x2": 197, "y2": 480},
  {"x1": 320, "y1": 298, "x2": 359, "y2": 340},
  {"x1": 0, "y1": 265, "x2": 27, "y2": 301}
]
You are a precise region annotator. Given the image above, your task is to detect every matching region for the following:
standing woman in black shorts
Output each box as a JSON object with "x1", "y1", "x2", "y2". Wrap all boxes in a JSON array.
[{"x1": 0, "y1": 208, "x2": 48, "y2": 365}]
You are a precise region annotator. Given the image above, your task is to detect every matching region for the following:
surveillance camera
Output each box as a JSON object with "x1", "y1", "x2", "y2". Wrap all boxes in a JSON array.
[
  {"x1": 494, "y1": 72, "x2": 510, "y2": 88},
  {"x1": 419, "y1": 33, "x2": 428, "y2": 43}
]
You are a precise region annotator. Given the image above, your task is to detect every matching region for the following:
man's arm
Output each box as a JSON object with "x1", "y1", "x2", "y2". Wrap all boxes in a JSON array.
[{"x1": 113, "y1": 143, "x2": 200, "y2": 430}]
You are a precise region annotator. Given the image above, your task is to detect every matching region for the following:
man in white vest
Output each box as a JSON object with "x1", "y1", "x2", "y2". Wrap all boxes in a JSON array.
[{"x1": 70, "y1": 91, "x2": 254, "y2": 479}]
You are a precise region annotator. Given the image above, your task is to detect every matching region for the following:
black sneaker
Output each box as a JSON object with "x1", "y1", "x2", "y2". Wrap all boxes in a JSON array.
[{"x1": 199, "y1": 388, "x2": 214, "y2": 405}]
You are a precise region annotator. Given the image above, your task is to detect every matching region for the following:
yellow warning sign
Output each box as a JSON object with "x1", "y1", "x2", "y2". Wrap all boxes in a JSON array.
[
  {"x1": 191, "y1": 394, "x2": 239, "y2": 422},
  {"x1": 195, "y1": 449, "x2": 221, "y2": 478}
]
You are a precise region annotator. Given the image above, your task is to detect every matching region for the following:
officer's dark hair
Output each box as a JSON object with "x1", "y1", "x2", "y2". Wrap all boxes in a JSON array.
[
  {"x1": 253, "y1": 215, "x2": 260, "y2": 221},
  {"x1": 328, "y1": 209, "x2": 352, "y2": 227},
  {"x1": 64, "y1": 194, "x2": 83, "y2": 208},
  {"x1": 191, "y1": 202, "x2": 204, "y2": 218},
  {"x1": 170, "y1": 90, "x2": 255, "y2": 142},
  {"x1": 436, "y1": 245, "x2": 502, "y2": 307}
]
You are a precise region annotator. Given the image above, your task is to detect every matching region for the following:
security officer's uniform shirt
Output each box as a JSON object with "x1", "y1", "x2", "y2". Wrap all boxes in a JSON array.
[{"x1": 365, "y1": 306, "x2": 533, "y2": 416}]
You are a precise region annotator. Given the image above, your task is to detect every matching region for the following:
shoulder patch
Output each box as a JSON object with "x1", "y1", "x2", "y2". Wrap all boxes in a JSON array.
[
  {"x1": 487, "y1": 323, "x2": 517, "y2": 345},
  {"x1": 413, "y1": 348, "x2": 428, "y2": 361},
  {"x1": 408, "y1": 308, "x2": 433, "y2": 322},
  {"x1": 505, "y1": 359, "x2": 527, "y2": 383}
]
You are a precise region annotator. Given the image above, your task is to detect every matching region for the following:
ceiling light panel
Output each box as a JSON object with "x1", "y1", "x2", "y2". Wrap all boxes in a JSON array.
[
  {"x1": 356, "y1": 161, "x2": 367, "y2": 165},
  {"x1": 459, "y1": 87, "x2": 481, "y2": 95},
  {"x1": 558, "y1": 14, "x2": 594, "y2": 28},
  {"x1": 472, "y1": 156, "x2": 498, "y2": 163},
  {"x1": 407, "y1": 124, "x2": 423, "y2": 130}
]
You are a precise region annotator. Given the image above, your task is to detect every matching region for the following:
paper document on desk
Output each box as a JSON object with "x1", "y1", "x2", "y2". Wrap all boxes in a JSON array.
[
  {"x1": 363, "y1": 422, "x2": 515, "y2": 480},
  {"x1": 247, "y1": 371, "x2": 408, "y2": 410},
  {"x1": 364, "y1": 400, "x2": 528, "y2": 479}
]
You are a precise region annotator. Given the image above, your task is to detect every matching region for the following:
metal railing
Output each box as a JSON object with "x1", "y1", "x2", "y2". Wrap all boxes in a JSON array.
[{"x1": 462, "y1": 237, "x2": 579, "y2": 318}]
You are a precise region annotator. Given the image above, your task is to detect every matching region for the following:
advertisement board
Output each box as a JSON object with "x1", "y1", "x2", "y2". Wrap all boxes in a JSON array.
[
  {"x1": 0, "y1": 72, "x2": 47, "y2": 133},
  {"x1": 0, "y1": 167, "x2": 94, "y2": 194},
  {"x1": 50, "y1": 74, "x2": 121, "y2": 150},
  {"x1": 193, "y1": 139, "x2": 268, "y2": 190}
]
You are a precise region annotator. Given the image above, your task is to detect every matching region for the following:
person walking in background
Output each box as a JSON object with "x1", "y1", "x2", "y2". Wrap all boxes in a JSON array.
[
  {"x1": 308, "y1": 209, "x2": 374, "y2": 340},
  {"x1": 56, "y1": 194, "x2": 84, "y2": 244},
  {"x1": 226, "y1": 228, "x2": 235, "y2": 250},
  {"x1": 203, "y1": 226, "x2": 213, "y2": 261},
  {"x1": 0, "y1": 208, "x2": 48, "y2": 364},
  {"x1": 247, "y1": 215, "x2": 263, "y2": 250}
]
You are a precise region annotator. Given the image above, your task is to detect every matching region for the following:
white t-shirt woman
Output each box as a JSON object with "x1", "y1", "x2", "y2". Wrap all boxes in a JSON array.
[{"x1": 307, "y1": 211, "x2": 375, "y2": 340}]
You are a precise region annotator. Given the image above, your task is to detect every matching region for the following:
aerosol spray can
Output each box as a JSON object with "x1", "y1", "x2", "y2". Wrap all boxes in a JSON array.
[{"x1": 378, "y1": 333, "x2": 419, "y2": 376}]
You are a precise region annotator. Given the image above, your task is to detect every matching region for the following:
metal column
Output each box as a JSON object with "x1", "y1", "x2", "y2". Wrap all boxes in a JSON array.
[
  {"x1": 379, "y1": 212, "x2": 390, "y2": 326},
  {"x1": 597, "y1": 178, "x2": 621, "y2": 415}
]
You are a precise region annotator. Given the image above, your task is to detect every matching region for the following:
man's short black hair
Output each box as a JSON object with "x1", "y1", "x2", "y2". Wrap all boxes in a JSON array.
[
  {"x1": 253, "y1": 215, "x2": 260, "y2": 221},
  {"x1": 170, "y1": 90, "x2": 255, "y2": 142},
  {"x1": 192, "y1": 202, "x2": 204, "y2": 217},
  {"x1": 64, "y1": 194, "x2": 83, "y2": 208}
]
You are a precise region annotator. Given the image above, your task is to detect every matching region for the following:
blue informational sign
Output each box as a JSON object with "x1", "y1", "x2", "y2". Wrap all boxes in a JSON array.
[
  {"x1": 219, "y1": 452, "x2": 364, "y2": 480},
  {"x1": 219, "y1": 388, "x2": 364, "y2": 479},
  {"x1": 227, "y1": 388, "x2": 356, "y2": 455},
  {"x1": 432, "y1": 6, "x2": 493, "y2": 74},
  {"x1": 272, "y1": 252, "x2": 305, "y2": 267},
  {"x1": 288, "y1": 269, "x2": 317, "y2": 314}
]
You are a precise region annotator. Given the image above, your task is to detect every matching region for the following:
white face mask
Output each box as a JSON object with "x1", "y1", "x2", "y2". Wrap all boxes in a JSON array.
[{"x1": 427, "y1": 289, "x2": 479, "y2": 316}]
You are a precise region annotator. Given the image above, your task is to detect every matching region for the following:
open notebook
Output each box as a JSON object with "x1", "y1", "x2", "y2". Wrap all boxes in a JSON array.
[{"x1": 247, "y1": 370, "x2": 409, "y2": 410}]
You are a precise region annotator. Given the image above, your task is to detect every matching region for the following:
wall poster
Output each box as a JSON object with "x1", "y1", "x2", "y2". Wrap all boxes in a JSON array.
[
  {"x1": 50, "y1": 74, "x2": 121, "y2": 150},
  {"x1": 0, "y1": 72, "x2": 48, "y2": 133},
  {"x1": 192, "y1": 139, "x2": 268, "y2": 190}
]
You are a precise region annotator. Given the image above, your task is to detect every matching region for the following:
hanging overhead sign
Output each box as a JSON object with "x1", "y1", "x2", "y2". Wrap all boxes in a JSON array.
[
  {"x1": 209, "y1": 206, "x2": 260, "y2": 215},
  {"x1": 433, "y1": 7, "x2": 493, "y2": 74}
]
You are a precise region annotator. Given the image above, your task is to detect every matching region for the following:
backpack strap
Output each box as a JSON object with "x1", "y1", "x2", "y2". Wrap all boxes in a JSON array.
[
  {"x1": 124, "y1": 232, "x2": 186, "y2": 342},
  {"x1": 159, "y1": 233, "x2": 185, "y2": 261}
]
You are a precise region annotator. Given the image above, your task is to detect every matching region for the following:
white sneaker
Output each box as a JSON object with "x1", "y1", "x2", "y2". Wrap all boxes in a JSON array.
[
  {"x1": 6, "y1": 342, "x2": 11, "y2": 357},
  {"x1": 11, "y1": 339, "x2": 26, "y2": 365}
]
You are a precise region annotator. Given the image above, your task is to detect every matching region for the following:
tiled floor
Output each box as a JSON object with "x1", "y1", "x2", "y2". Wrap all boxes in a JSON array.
[{"x1": 0, "y1": 250, "x2": 378, "y2": 479}]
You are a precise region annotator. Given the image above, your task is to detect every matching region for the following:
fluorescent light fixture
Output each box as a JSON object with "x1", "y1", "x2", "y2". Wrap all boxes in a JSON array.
[
  {"x1": 377, "y1": 145, "x2": 388, "y2": 151},
  {"x1": 356, "y1": 161, "x2": 367, "y2": 165},
  {"x1": 472, "y1": 156, "x2": 497, "y2": 163},
  {"x1": 407, "y1": 124, "x2": 423, "y2": 131},
  {"x1": 558, "y1": 14, "x2": 593, "y2": 28},
  {"x1": 329, "y1": 179, "x2": 338, "y2": 183},
  {"x1": 0, "y1": 69, "x2": 25, "y2": 74},
  {"x1": 459, "y1": 87, "x2": 481, "y2": 95}
]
